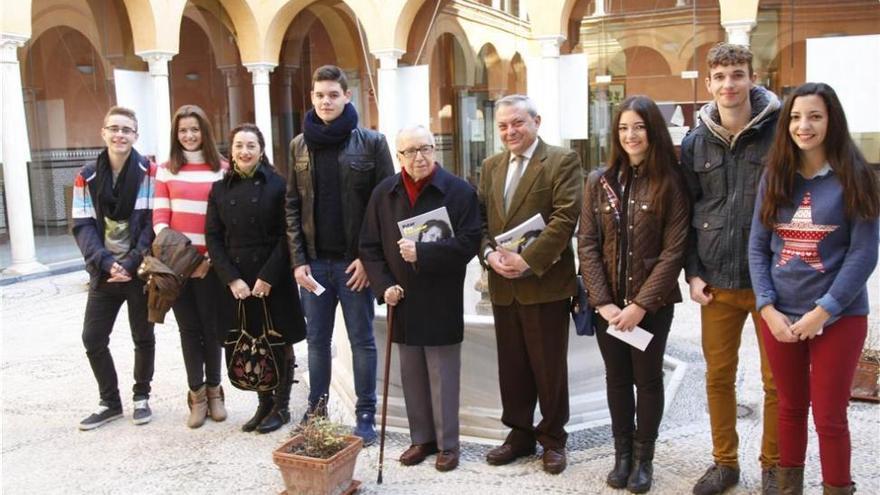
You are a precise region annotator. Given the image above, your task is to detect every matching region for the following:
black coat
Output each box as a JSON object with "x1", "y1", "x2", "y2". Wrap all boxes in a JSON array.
[
  {"x1": 205, "y1": 164, "x2": 306, "y2": 344},
  {"x1": 360, "y1": 166, "x2": 481, "y2": 346}
]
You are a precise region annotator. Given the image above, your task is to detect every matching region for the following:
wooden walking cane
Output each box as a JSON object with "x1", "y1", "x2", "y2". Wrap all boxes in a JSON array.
[{"x1": 377, "y1": 303, "x2": 395, "y2": 484}]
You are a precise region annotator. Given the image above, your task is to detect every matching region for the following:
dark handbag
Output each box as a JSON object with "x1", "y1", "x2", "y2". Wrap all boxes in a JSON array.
[
  {"x1": 572, "y1": 173, "x2": 608, "y2": 337},
  {"x1": 571, "y1": 275, "x2": 595, "y2": 336},
  {"x1": 226, "y1": 299, "x2": 284, "y2": 392}
]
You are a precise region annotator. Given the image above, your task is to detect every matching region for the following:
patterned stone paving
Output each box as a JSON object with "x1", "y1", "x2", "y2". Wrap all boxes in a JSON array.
[{"x1": 2, "y1": 271, "x2": 878, "y2": 494}]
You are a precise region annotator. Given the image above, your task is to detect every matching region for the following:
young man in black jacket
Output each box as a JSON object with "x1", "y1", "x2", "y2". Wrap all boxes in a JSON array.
[
  {"x1": 681, "y1": 43, "x2": 782, "y2": 495},
  {"x1": 285, "y1": 65, "x2": 394, "y2": 445}
]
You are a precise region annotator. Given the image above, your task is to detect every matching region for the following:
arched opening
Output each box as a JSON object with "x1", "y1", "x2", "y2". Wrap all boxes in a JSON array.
[
  {"x1": 428, "y1": 31, "x2": 474, "y2": 182},
  {"x1": 272, "y1": 1, "x2": 376, "y2": 175},
  {"x1": 507, "y1": 52, "x2": 527, "y2": 96},
  {"x1": 621, "y1": 45, "x2": 674, "y2": 99},
  {"x1": 22, "y1": 25, "x2": 113, "y2": 239},
  {"x1": 170, "y1": 3, "x2": 248, "y2": 151}
]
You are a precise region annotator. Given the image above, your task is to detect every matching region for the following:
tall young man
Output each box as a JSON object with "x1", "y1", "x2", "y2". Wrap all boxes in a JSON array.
[
  {"x1": 681, "y1": 43, "x2": 782, "y2": 495},
  {"x1": 285, "y1": 65, "x2": 394, "y2": 445},
  {"x1": 479, "y1": 95, "x2": 583, "y2": 474},
  {"x1": 73, "y1": 106, "x2": 156, "y2": 430}
]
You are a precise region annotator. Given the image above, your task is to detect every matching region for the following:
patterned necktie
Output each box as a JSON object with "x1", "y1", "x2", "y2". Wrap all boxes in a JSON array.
[{"x1": 505, "y1": 155, "x2": 525, "y2": 212}]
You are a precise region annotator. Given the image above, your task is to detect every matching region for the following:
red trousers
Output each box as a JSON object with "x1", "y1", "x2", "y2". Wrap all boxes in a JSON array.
[{"x1": 760, "y1": 315, "x2": 867, "y2": 487}]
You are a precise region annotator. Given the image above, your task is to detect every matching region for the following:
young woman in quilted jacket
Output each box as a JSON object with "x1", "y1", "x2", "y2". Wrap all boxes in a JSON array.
[
  {"x1": 577, "y1": 95, "x2": 689, "y2": 494},
  {"x1": 749, "y1": 83, "x2": 879, "y2": 495}
]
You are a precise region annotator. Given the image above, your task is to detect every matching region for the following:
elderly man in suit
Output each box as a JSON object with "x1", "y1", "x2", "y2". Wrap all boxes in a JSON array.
[
  {"x1": 479, "y1": 95, "x2": 583, "y2": 474},
  {"x1": 360, "y1": 125, "x2": 481, "y2": 472}
]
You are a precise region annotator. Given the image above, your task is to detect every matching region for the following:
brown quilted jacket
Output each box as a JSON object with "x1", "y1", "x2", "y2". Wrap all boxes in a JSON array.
[{"x1": 577, "y1": 167, "x2": 689, "y2": 313}]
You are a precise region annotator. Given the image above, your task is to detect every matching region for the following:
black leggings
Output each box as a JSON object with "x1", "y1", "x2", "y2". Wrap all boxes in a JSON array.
[
  {"x1": 172, "y1": 270, "x2": 223, "y2": 391},
  {"x1": 595, "y1": 304, "x2": 674, "y2": 443}
]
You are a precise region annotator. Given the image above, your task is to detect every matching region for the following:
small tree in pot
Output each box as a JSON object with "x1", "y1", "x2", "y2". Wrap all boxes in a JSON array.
[{"x1": 273, "y1": 401, "x2": 363, "y2": 495}]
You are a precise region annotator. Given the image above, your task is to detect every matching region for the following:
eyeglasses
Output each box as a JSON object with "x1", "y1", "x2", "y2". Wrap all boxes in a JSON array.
[
  {"x1": 398, "y1": 145, "x2": 435, "y2": 159},
  {"x1": 104, "y1": 126, "x2": 137, "y2": 136}
]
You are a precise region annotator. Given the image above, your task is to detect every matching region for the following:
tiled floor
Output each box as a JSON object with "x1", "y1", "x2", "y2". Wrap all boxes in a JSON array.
[{"x1": 2, "y1": 270, "x2": 878, "y2": 494}]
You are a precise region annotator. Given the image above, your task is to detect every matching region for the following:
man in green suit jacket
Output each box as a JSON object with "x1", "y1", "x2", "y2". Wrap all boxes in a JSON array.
[{"x1": 478, "y1": 95, "x2": 583, "y2": 474}]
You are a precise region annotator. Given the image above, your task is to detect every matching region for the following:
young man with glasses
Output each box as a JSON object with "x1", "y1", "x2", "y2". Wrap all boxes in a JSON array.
[
  {"x1": 72, "y1": 106, "x2": 157, "y2": 430},
  {"x1": 360, "y1": 125, "x2": 481, "y2": 471},
  {"x1": 285, "y1": 65, "x2": 394, "y2": 444}
]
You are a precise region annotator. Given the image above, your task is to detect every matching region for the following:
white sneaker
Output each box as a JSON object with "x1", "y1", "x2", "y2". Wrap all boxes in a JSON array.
[{"x1": 132, "y1": 398, "x2": 152, "y2": 425}]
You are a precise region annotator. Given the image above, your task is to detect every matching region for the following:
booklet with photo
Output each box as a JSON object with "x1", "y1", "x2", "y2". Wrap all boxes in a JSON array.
[
  {"x1": 494, "y1": 213, "x2": 546, "y2": 254},
  {"x1": 606, "y1": 325, "x2": 654, "y2": 351},
  {"x1": 398, "y1": 206, "x2": 455, "y2": 243}
]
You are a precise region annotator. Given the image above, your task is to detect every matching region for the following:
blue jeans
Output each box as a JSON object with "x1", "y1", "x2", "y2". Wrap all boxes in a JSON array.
[{"x1": 300, "y1": 258, "x2": 377, "y2": 417}]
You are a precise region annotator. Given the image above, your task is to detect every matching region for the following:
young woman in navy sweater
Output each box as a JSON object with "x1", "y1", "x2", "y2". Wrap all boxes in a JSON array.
[{"x1": 749, "y1": 82, "x2": 880, "y2": 495}]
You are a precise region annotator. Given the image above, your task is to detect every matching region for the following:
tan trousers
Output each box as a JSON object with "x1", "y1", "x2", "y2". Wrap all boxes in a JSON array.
[{"x1": 701, "y1": 288, "x2": 779, "y2": 469}]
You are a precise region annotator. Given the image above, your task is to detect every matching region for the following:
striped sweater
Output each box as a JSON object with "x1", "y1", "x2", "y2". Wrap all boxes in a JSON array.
[
  {"x1": 153, "y1": 152, "x2": 227, "y2": 253},
  {"x1": 72, "y1": 148, "x2": 156, "y2": 287}
]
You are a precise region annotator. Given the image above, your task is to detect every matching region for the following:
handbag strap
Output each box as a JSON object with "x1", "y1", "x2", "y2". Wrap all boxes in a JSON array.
[
  {"x1": 599, "y1": 175, "x2": 621, "y2": 224},
  {"x1": 237, "y1": 300, "x2": 247, "y2": 331},
  {"x1": 261, "y1": 298, "x2": 284, "y2": 340}
]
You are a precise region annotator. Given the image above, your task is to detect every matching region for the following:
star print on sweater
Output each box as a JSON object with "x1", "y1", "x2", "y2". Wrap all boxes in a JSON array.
[{"x1": 773, "y1": 192, "x2": 838, "y2": 272}]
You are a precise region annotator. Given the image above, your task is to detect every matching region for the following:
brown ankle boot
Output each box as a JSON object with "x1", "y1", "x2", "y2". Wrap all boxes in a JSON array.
[
  {"x1": 206, "y1": 385, "x2": 227, "y2": 422},
  {"x1": 777, "y1": 466, "x2": 803, "y2": 495},
  {"x1": 823, "y1": 483, "x2": 856, "y2": 495},
  {"x1": 187, "y1": 385, "x2": 208, "y2": 428}
]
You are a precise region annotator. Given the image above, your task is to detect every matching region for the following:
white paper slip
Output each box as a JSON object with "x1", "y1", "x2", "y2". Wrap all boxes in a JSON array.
[
  {"x1": 305, "y1": 274, "x2": 326, "y2": 296},
  {"x1": 606, "y1": 325, "x2": 654, "y2": 351}
]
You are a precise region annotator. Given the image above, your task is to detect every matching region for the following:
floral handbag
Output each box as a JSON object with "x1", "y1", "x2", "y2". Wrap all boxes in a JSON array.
[{"x1": 226, "y1": 300, "x2": 284, "y2": 392}]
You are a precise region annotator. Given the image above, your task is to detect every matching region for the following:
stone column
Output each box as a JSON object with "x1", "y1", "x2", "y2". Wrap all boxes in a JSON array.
[
  {"x1": 593, "y1": 0, "x2": 606, "y2": 16},
  {"x1": 373, "y1": 49, "x2": 405, "y2": 170},
  {"x1": 722, "y1": 20, "x2": 756, "y2": 47},
  {"x1": 244, "y1": 63, "x2": 276, "y2": 163},
  {"x1": 0, "y1": 33, "x2": 48, "y2": 275},
  {"x1": 533, "y1": 35, "x2": 564, "y2": 146},
  {"x1": 277, "y1": 66, "x2": 297, "y2": 173},
  {"x1": 219, "y1": 65, "x2": 243, "y2": 137},
  {"x1": 138, "y1": 51, "x2": 175, "y2": 162}
]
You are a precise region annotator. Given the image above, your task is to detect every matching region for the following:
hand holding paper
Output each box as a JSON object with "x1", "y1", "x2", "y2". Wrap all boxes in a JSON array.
[
  {"x1": 304, "y1": 273, "x2": 326, "y2": 296},
  {"x1": 606, "y1": 325, "x2": 654, "y2": 352}
]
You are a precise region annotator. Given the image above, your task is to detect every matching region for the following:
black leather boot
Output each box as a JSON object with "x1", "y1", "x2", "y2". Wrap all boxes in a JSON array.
[
  {"x1": 627, "y1": 440, "x2": 655, "y2": 494},
  {"x1": 607, "y1": 436, "x2": 633, "y2": 488},
  {"x1": 257, "y1": 346, "x2": 295, "y2": 434},
  {"x1": 241, "y1": 392, "x2": 274, "y2": 432}
]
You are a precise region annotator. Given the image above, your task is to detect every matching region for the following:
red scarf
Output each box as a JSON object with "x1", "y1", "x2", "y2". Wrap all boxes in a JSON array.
[{"x1": 401, "y1": 166, "x2": 437, "y2": 207}]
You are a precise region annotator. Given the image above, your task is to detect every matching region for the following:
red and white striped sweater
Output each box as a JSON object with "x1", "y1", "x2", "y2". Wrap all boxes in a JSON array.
[{"x1": 153, "y1": 151, "x2": 227, "y2": 253}]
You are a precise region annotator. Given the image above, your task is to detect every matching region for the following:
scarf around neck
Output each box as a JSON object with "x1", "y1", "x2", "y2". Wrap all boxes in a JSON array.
[
  {"x1": 95, "y1": 148, "x2": 142, "y2": 221},
  {"x1": 401, "y1": 165, "x2": 438, "y2": 207},
  {"x1": 303, "y1": 103, "x2": 358, "y2": 149}
]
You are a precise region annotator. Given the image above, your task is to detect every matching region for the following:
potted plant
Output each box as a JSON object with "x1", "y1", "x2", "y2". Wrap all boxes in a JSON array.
[
  {"x1": 851, "y1": 323, "x2": 880, "y2": 402},
  {"x1": 272, "y1": 406, "x2": 364, "y2": 495}
]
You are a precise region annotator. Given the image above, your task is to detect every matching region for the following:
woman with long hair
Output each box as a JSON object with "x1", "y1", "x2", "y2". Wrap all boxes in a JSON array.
[
  {"x1": 154, "y1": 105, "x2": 227, "y2": 428},
  {"x1": 205, "y1": 123, "x2": 306, "y2": 433},
  {"x1": 577, "y1": 95, "x2": 689, "y2": 493},
  {"x1": 749, "y1": 83, "x2": 879, "y2": 495}
]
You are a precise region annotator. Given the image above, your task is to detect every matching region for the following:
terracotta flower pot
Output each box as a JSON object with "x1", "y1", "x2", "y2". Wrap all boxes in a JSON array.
[
  {"x1": 850, "y1": 357, "x2": 879, "y2": 403},
  {"x1": 272, "y1": 434, "x2": 363, "y2": 495}
]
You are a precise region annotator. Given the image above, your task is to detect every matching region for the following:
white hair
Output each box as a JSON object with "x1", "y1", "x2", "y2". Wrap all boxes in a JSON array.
[{"x1": 494, "y1": 94, "x2": 539, "y2": 118}]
